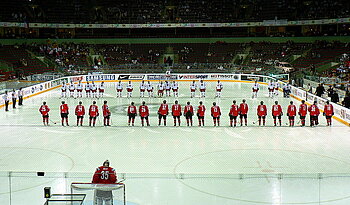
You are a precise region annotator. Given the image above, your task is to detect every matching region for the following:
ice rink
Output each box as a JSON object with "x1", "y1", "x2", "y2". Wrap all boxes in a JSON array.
[{"x1": 1, "y1": 81, "x2": 350, "y2": 205}]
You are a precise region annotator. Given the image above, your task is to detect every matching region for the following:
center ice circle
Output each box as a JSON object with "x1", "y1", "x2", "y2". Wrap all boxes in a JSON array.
[{"x1": 174, "y1": 149, "x2": 350, "y2": 204}]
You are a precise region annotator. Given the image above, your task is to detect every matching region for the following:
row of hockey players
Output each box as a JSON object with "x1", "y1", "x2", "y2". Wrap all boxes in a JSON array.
[
  {"x1": 254, "y1": 81, "x2": 292, "y2": 98},
  {"x1": 61, "y1": 81, "x2": 106, "y2": 98},
  {"x1": 61, "y1": 80, "x2": 289, "y2": 100},
  {"x1": 39, "y1": 99, "x2": 335, "y2": 127},
  {"x1": 60, "y1": 80, "x2": 224, "y2": 98}
]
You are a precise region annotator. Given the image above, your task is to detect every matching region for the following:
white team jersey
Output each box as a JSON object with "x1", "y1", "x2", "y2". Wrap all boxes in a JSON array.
[
  {"x1": 140, "y1": 83, "x2": 146, "y2": 90},
  {"x1": 165, "y1": 82, "x2": 171, "y2": 89},
  {"x1": 99, "y1": 84, "x2": 104, "y2": 90},
  {"x1": 199, "y1": 83, "x2": 206, "y2": 90},
  {"x1": 77, "y1": 83, "x2": 83, "y2": 90},
  {"x1": 274, "y1": 83, "x2": 280, "y2": 89},
  {"x1": 126, "y1": 83, "x2": 133, "y2": 89},
  {"x1": 61, "y1": 84, "x2": 67, "y2": 91},
  {"x1": 190, "y1": 83, "x2": 197, "y2": 90},
  {"x1": 268, "y1": 82, "x2": 274, "y2": 90},
  {"x1": 91, "y1": 84, "x2": 97, "y2": 91},
  {"x1": 85, "y1": 84, "x2": 91, "y2": 90},
  {"x1": 147, "y1": 83, "x2": 153, "y2": 90},
  {"x1": 252, "y1": 83, "x2": 259, "y2": 90},
  {"x1": 172, "y1": 82, "x2": 178, "y2": 89},
  {"x1": 216, "y1": 83, "x2": 223, "y2": 90},
  {"x1": 158, "y1": 84, "x2": 165, "y2": 90},
  {"x1": 69, "y1": 84, "x2": 75, "y2": 90},
  {"x1": 116, "y1": 83, "x2": 123, "y2": 89}
]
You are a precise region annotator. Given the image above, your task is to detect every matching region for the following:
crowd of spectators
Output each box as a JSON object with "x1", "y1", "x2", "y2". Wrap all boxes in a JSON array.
[{"x1": 1, "y1": 0, "x2": 349, "y2": 24}]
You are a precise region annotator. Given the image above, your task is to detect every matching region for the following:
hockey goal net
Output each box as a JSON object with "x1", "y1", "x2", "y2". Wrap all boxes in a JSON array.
[{"x1": 71, "y1": 183, "x2": 125, "y2": 205}]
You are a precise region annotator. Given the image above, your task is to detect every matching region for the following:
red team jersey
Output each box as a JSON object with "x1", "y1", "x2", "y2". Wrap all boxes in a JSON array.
[
  {"x1": 92, "y1": 166, "x2": 117, "y2": 184},
  {"x1": 272, "y1": 105, "x2": 283, "y2": 116},
  {"x1": 128, "y1": 105, "x2": 137, "y2": 114},
  {"x1": 139, "y1": 105, "x2": 149, "y2": 117},
  {"x1": 102, "y1": 104, "x2": 110, "y2": 117},
  {"x1": 308, "y1": 105, "x2": 320, "y2": 116},
  {"x1": 60, "y1": 104, "x2": 69, "y2": 114},
  {"x1": 89, "y1": 105, "x2": 99, "y2": 117},
  {"x1": 299, "y1": 104, "x2": 308, "y2": 116},
  {"x1": 75, "y1": 105, "x2": 85, "y2": 116},
  {"x1": 172, "y1": 104, "x2": 182, "y2": 116},
  {"x1": 211, "y1": 106, "x2": 221, "y2": 117},
  {"x1": 257, "y1": 105, "x2": 267, "y2": 116},
  {"x1": 229, "y1": 104, "x2": 239, "y2": 116},
  {"x1": 239, "y1": 103, "x2": 248, "y2": 115},
  {"x1": 197, "y1": 105, "x2": 206, "y2": 117},
  {"x1": 287, "y1": 105, "x2": 297, "y2": 116},
  {"x1": 158, "y1": 104, "x2": 169, "y2": 115},
  {"x1": 324, "y1": 104, "x2": 334, "y2": 116},
  {"x1": 184, "y1": 105, "x2": 194, "y2": 114},
  {"x1": 39, "y1": 105, "x2": 50, "y2": 116}
]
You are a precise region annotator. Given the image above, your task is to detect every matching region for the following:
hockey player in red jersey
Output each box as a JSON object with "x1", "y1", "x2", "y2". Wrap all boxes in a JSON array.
[
  {"x1": 298, "y1": 100, "x2": 308, "y2": 126},
  {"x1": 158, "y1": 100, "x2": 169, "y2": 126},
  {"x1": 229, "y1": 100, "x2": 239, "y2": 127},
  {"x1": 172, "y1": 100, "x2": 182, "y2": 126},
  {"x1": 239, "y1": 99, "x2": 248, "y2": 126},
  {"x1": 272, "y1": 101, "x2": 283, "y2": 126},
  {"x1": 127, "y1": 102, "x2": 137, "y2": 126},
  {"x1": 92, "y1": 160, "x2": 117, "y2": 205},
  {"x1": 39, "y1": 102, "x2": 50, "y2": 126},
  {"x1": 184, "y1": 101, "x2": 194, "y2": 126},
  {"x1": 139, "y1": 101, "x2": 150, "y2": 126},
  {"x1": 257, "y1": 101, "x2": 267, "y2": 126},
  {"x1": 211, "y1": 102, "x2": 221, "y2": 126},
  {"x1": 60, "y1": 101, "x2": 69, "y2": 126},
  {"x1": 75, "y1": 101, "x2": 85, "y2": 126},
  {"x1": 287, "y1": 101, "x2": 297, "y2": 126},
  {"x1": 89, "y1": 101, "x2": 99, "y2": 127},
  {"x1": 308, "y1": 101, "x2": 320, "y2": 127},
  {"x1": 197, "y1": 101, "x2": 206, "y2": 126},
  {"x1": 102, "y1": 101, "x2": 111, "y2": 126},
  {"x1": 323, "y1": 100, "x2": 334, "y2": 126}
]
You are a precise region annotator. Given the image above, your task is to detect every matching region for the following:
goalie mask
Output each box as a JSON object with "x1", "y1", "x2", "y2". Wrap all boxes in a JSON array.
[{"x1": 103, "y1": 160, "x2": 110, "y2": 167}]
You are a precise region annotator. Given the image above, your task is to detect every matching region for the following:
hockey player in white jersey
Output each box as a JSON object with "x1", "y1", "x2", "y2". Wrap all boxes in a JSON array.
[
  {"x1": 147, "y1": 81, "x2": 154, "y2": 97},
  {"x1": 274, "y1": 82, "x2": 280, "y2": 96},
  {"x1": 252, "y1": 81, "x2": 259, "y2": 99},
  {"x1": 116, "y1": 81, "x2": 123, "y2": 97},
  {"x1": 140, "y1": 80, "x2": 146, "y2": 98},
  {"x1": 61, "y1": 82, "x2": 67, "y2": 98},
  {"x1": 76, "y1": 81, "x2": 83, "y2": 98},
  {"x1": 91, "y1": 82, "x2": 97, "y2": 98},
  {"x1": 85, "y1": 82, "x2": 91, "y2": 98},
  {"x1": 165, "y1": 81, "x2": 171, "y2": 97},
  {"x1": 126, "y1": 81, "x2": 133, "y2": 98},
  {"x1": 199, "y1": 80, "x2": 206, "y2": 98},
  {"x1": 215, "y1": 80, "x2": 223, "y2": 98},
  {"x1": 268, "y1": 81, "x2": 274, "y2": 98},
  {"x1": 190, "y1": 80, "x2": 197, "y2": 98},
  {"x1": 99, "y1": 81, "x2": 105, "y2": 98},
  {"x1": 69, "y1": 82, "x2": 75, "y2": 98},
  {"x1": 157, "y1": 81, "x2": 165, "y2": 97},
  {"x1": 172, "y1": 81, "x2": 179, "y2": 97}
]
